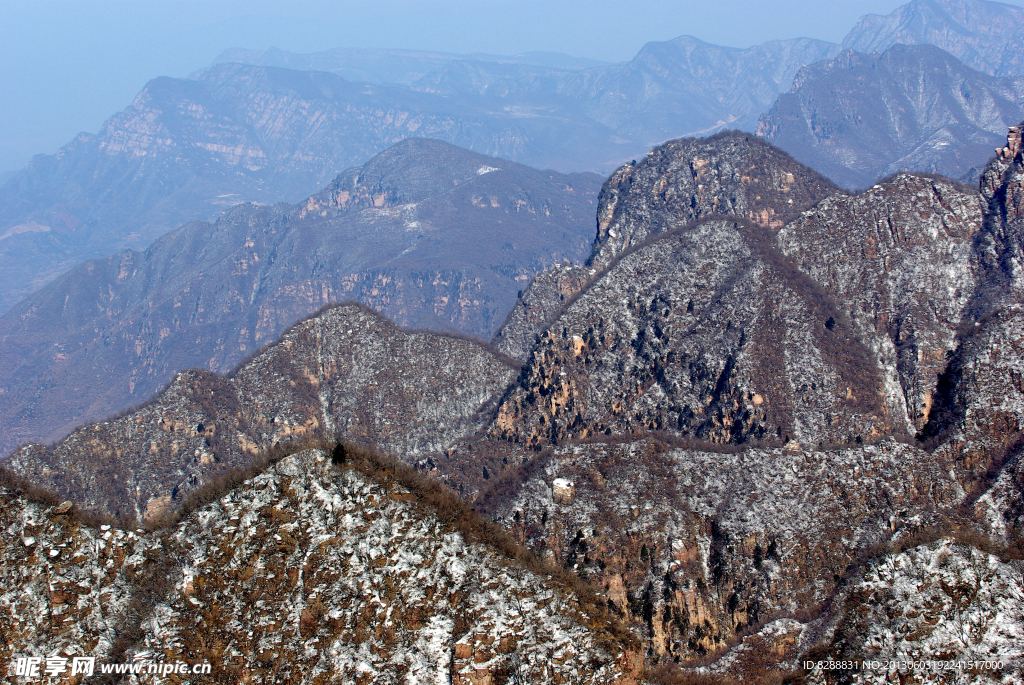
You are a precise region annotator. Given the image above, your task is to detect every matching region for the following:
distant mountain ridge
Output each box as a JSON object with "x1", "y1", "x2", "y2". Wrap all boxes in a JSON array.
[
  {"x1": 0, "y1": 35, "x2": 839, "y2": 315},
  {"x1": 0, "y1": 64, "x2": 628, "y2": 315},
  {"x1": 211, "y1": 46, "x2": 615, "y2": 85},
  {"x1": 757, "y1": 44, "x2": 1024, "y2": 188},
  {"x1": 841, "y1": 0, "x2": 1024, "y2": 76},
  {"x1": 9, "y1": 0, "x2": 1024, "y2": 315}
]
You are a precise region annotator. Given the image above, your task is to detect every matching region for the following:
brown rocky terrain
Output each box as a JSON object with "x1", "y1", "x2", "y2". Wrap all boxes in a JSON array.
[
  {"x1": 491, "y1": 217, "x2": 889, "y2": 449},
  {"x1": 488, "y1": 437, "x2": 963, "y2": 657},
  {"x1": 586, "y1": 132, "x2": 840, "y2": 271},
  {"x1": 0, "y1": 138, "x2": 598, "y2": 456},
  {"x1": 777, "y1": 173, "x2": 984, "y2": 434},
  {"x1": 4, "y1": 303, "x2": 517, "y2": 521},
  {"x1": 463, "y1": 125, "x2": 1024, "y2": 676},
  {"x1": 6, "y1": 125, "x2": 1024, "y2": 679},
  {"x1": 493, "y1": 132, "x2": 840, "y2": 362}
]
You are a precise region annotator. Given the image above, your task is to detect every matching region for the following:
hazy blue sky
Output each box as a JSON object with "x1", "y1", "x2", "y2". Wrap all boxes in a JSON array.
[{"x1": 0, "y1": 0, "x2": 1005, "y2": 172}]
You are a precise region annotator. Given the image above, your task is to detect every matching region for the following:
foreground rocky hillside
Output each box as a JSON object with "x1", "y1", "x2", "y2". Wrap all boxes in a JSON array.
[
  {"x1": 0, "y1": 138, "x2": 596, "y2": 456},
  {"x1": 486, "y1": 438, "x2": 961, "y2": 653},
  {"x1": 758, "y1": 44, "x2": 1024, "y2": 188},
  {"x1": 5, "y1": 303, "x2": 517, "y2": 520},
  {"x1": 0, "y1": 447, "x2": 637, "y2": 684}
]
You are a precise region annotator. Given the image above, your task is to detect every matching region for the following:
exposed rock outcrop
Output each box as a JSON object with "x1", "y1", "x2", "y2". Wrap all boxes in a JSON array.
[
  {"x1": 587, "y1": 132, "x2": 840, "y2": 270},
  {"x1": 493, "y1": 437, "x2": 962, "y2": 658},
  {"x1": 492, "y1": 131, "x2": 840, "y2": 362},
  {"x1": 777, "y1": 173, "x2": 984, "y2": 433},
  {"x1": 492, "y1": 218, "x2": 887, "y2": 449}
]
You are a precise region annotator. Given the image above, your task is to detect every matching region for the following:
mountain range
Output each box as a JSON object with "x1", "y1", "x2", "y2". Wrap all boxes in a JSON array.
[
  {"x1": 0, "y1": 139, "x2": 599, "y2": 457},
  {"x1": 0, "y1": 35, "x2": 831, "y2": 316},
  {"x1": 4, "y1": 3, "x2": 1024, "y2": 679},
  {"x1": 4, "y1": 0, "x2": 1024, "y2": 316},
  {"x1": 5, "y1": 125, "x2": 1023, "y2": 678},
  {"x1": 842, "y1": 0, "x2": 1024, "y2": 75}
]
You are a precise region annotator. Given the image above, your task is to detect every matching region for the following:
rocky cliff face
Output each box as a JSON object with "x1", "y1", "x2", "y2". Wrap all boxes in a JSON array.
[
  {"x1": 777, "y1": 173, "x2": 983, "y2": 433},
  {"x1": 492, "y1": 132, "x2": 840, "y2": 361},
  {"x1": 587, "y1": 132, "x2": 840, "y2": 270},
  {"x1": 489, "y1": 437, "x2": 963, "y2": 659},
  {"x1": 0, "y1": 449, "x2": 636, "y2": 684},
  {"x1": 921, "y1": 124, "x2": 1024, "y2": 500},
  {"x1": 0, "y1": 138, "x2": 595, "y2": 456},
  {"x1": 492, "y1": 218, "x2": 888, "y2": 449},
  {"x1": 4, "y1": 304, "x2": 516, "y2": 520},
  {"x1": 757, "y1": 45, "x2": 1024, "y2": 189}
]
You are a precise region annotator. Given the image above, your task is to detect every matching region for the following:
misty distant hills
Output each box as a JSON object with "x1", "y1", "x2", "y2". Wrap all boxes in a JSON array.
[
  {"x1": 842, "y1": 0, "x2": 1024, "y2": 76},
  {"x1": 7, "y1": 0, "x2": 1024, "y2": 316},
  {"x1": 0, "y1": 64, "x2": 627, "y2": 314},
  {"x1": 211, "y1": 46, "x2": 614, "y2": 85},
  {"x1": 0, "y1": 37, "x2": 839, "y2": 315},
  {"x1": 226, "y1": 36, "x2": 841, "y2": 136},
  {"x1": 0, "y1": 139, "x2": 600, "y2": 456},
  {"x1": 757, "y1": 44, "x2": 1024, "y2": 188}
]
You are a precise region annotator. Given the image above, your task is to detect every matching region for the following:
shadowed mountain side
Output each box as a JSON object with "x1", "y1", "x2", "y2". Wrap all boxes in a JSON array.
[
  {"x1": 757, "y1": 45, "x2": 1024, "y2": 189},
  {"x1": 3, "y1": 303, "x2": 519, "y2": 520},
  {"x1": 491, "y1": 218, "x2": 891, "y2": 450},
  {"x1": 0, "y1": 139, "x2": 599, "y2": 455}
]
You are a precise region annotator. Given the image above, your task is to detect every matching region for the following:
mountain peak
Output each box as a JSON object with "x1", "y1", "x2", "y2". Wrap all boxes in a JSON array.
[
  {"x1": 311, "y1": 138, "x2": 512, "y2": 212},
  {"x1": 588, "y1": 130, "x2": 839, "y2": 268}
]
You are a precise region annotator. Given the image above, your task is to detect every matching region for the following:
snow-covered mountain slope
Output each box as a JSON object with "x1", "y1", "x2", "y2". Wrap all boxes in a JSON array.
[{"x1": 1, "y1": 448, "x2": 638, "y2": 684}]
